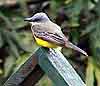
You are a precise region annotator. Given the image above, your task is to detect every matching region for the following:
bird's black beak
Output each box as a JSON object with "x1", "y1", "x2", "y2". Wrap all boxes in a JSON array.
[{"x1": 24, "y1": 17, "x2": 33, "y2": 22}]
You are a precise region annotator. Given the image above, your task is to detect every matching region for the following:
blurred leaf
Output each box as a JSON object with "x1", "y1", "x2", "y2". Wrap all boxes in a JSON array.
[
  {"x1": 70, "y1": 29, "x2": 80, "y2": 44},
  {"x1": 86, "y1": 58, "x2": 100, "y2": 86},
  {"x1": 69, "y1": 0, "x2": 88, "y2": 27},
  {"x1": 18, "y1": 0, "x2": 29, "y2": 16},
  {"x1": 17, "y1": 31, "x2": 38, "y2": 52},
  {"x1": 69, "y1": 20, "x2": 80, "y2": 27},
  {"x1": 9, "y1": 31, "x2": 29, "y2": 53},
  {"x1": 62, "y1": 48, "x2": 72, "y2": 57},
  {"x1": 88, "y1": 1, "x2": 95, "y2": 9},
  {"x1": 50, "y1": 0, "x2": 65, "y2": 14},
  {"x1": 89, "y1": 0, "x2": 100, "y2": 67},
  {"x1": 89, "y1": 20, "x2": 100, "y2": 67},
  {"x1": 3, "y1": 30, "x2": 20, "y2": 58},
  {"x1": 4, "y1": 55, "x2": 16, "y2": 77},
  {"x1": 0, "y1": 69, "x2": 3, "y2": 75},
  {"x1": 11, "y1": 16, "x2": 27, "y2": 29},
  {"x1": 35, "y1": 75, "x2": 53, "y2": 86},
  {"x1": 0, "y1": 11, "x2": 14, "y2": 29},
  {"x1": 0, "y1": 5, "x2": 27, "y2": 29},
  {"x1": 86, "y1": 58, "x2": 94, "y2": 86},
  {"x1": 65, "y1": 0, "x2": 72, "y2": 4},
  {"x1": 0, "y1": 32, "x2": 3, "y2": 47},
  {"x1": 8, "y1": 38, "x2": 20, "y2": 58},
  {"x1": 81, "y1": 22, "x2": 96, "y2": 37},
  {"x1": 95, "y1": 66, "x2": 100, "y2": 86}
]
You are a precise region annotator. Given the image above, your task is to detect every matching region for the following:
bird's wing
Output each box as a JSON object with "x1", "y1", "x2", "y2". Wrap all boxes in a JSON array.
[
  {"x1": 31, "y1": 24, "x2": 67, "y2": 46},
  {"x1": 31, "y1": 23, "x2": 88, "y2": 56}
]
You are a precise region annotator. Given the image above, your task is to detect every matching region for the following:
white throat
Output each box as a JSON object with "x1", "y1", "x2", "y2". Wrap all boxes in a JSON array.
[{"x1": 30, "y1": 22, "x2": 41, "y2": 26}]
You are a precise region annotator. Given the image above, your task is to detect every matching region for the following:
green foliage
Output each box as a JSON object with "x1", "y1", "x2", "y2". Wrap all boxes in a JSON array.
[
  {"x1": 0, "y1": 0, "x2": 35, "y2": 85},
  {"x1": 35, "y1": 75, "x2": 53, "y2": 86},
  {"x1": 0, "y1": 0, "x2": 100, "y2": 86},
  {"x1": 89, "y1": 0, "x2": 100, "y2": 67},
  {"x1": 50, "y1": 0, "x2": 100, "y2": 86}
]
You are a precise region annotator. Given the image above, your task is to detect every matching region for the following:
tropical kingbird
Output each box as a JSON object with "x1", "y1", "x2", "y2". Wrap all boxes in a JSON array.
[{"x1": 24, "y1": 12, "x2": 88, "y2": 56}]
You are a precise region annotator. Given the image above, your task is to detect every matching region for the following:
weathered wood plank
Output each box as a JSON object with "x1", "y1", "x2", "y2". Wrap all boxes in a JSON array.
[
  {"x1": 36, "y1": 47, "x2": 86, "y2": 86},
  {"x1": 4, "y1": 47, "x2": 86, "y2": 86},
  {"x1": 20, "y1": 65, "x2": 44, "y2": 86},
  {"x1": 3, "y1": 52, "x2": 38, "y2": 86}
]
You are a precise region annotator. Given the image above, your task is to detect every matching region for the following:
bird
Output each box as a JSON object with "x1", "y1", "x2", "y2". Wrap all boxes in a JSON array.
[{"x1": 24, "y1": 12, "x2": 88, "y2": 56}]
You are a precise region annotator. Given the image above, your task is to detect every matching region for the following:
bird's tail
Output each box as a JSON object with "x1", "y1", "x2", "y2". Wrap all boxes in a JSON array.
[{"x1": 65, "y1": 41, "x2": 88, "y2": 56}]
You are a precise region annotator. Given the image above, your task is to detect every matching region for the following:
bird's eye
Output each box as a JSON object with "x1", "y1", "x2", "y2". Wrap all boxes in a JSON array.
[{"x1": 33, "y1": 18, "x2": 41, "y2": 22}]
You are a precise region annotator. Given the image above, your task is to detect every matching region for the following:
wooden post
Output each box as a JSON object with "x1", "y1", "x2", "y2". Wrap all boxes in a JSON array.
[
  {"x1": 3, "y1": 51, "x2": 44, "y2": 86},
  {"x1": 4, "y1": 47, "x2": 86, "y2": 86},
  {"x1": 36, "y1": 48, "x2": 86, "y2": 86}
]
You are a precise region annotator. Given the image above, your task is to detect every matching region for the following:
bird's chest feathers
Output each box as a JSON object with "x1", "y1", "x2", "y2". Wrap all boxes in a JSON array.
[{"x1": 34, "y1": 36, "x2": 57, "y2": 48}]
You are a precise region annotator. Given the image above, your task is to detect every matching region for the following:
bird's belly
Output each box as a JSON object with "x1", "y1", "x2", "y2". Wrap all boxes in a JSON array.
[{"x1": 34, "y1": 37, "x2": 58, "y2": 48}]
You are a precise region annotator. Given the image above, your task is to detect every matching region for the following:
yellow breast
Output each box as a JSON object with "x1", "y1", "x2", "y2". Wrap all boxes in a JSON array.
[{"x1": 34, "y1": 36, "x2": 58, "y2": 48}]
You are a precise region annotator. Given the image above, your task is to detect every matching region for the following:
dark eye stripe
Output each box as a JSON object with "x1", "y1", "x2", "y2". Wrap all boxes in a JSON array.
[{"x1": 33, "y1": 18, "x2": 41, "y2": 22}]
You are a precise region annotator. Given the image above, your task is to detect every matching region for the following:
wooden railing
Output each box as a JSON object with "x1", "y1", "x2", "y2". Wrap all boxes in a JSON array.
[{"x1": 4, "y1": 47, "x2": 86, "y2": 86}]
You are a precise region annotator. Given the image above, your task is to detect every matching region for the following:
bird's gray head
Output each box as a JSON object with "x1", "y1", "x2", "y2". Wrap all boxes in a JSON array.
[{"x1": 24, "y1": 12, "x2": 50, "y2": 23}]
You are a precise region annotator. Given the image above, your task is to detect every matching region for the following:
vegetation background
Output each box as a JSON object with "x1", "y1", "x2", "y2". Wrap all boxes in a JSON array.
[{"x1": 0, "y1": 0, "x2": 100, "y2": 86}]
